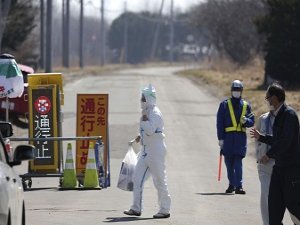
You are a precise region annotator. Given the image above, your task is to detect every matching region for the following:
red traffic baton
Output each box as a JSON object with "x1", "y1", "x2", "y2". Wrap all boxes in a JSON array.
[{"x1": 218, "y1": 153, "x2": 222, "y2": 181}]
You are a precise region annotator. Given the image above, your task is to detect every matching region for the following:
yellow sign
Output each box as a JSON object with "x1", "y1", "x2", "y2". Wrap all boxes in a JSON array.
[
  {"x1": 76, "y1": 94, "x2": 109, "y2": 177},
  {"x1": 28, "y1": 73, "x2": 64, "y2": 105},
  {"x1": 28, "y1": 85, "x2": 59, "y2": 172}
]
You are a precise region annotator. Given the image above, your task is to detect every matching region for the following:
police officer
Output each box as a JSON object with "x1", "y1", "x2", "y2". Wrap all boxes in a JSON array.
[{"x1": 216, "y1": 80, "x2": 254, "y2": 194}]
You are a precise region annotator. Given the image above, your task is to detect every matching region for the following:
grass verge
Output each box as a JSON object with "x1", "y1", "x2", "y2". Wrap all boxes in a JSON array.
[{"x1": 179, "y1": 61, "x2": 300, "y2": 118}]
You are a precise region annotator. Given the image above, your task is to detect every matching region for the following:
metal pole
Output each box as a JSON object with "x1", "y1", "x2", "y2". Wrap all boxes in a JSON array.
[
  {"x1": 63, "y1": 0, "x2": 70, "y2": 68},
  {"x1": 5, "y1": 97, "x2": 9, "y2": 122},
  {"x1": 151, "y1": 0, "x2": 165, "y2": 60},
  {"x1": 100, "y1": 0, "x2": 105, "y2": 66},
  {"x1": 10, "y1": 136, "x2": 103, "y2": 142},
  {"x1": 169, "y1": 0, "x2": 174, "y2": 63},
  {"x1": 79, "y1": 0, "x2": 84, "y2": 68},
  {"x1": 62, "y1": 0, "x2": 65, "y2": 67},
  {"x1": 45, "y1": 0, "x2": 52, "y2": 73},
  {"x1": 66, "y1": 0, "x2": 70, "y2": 67},
  {"x1": 123, "y1": 1, "x2": 127, "y2": 64},
  {"x1": 40, "y1": 0, "x2": 45, "y2": 69}
]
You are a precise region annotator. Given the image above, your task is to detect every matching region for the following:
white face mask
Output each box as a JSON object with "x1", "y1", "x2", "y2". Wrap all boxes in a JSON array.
[
  {"x1": 232, "y1": 91, "x2": 241, "y2": 98},
  {"x1": 141, "y1": 102, "x2": 147, "y2": 110},
  {"x1": 265, "y1": 100, "x2": 275, "y2": 111}
]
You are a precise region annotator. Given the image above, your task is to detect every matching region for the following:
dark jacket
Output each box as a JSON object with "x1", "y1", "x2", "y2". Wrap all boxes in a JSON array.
[
  {"x1": 258, "y1": 103, "x2": 300, "y2": 167},
  {"x1": 217, "y1": 97, "x2": 254, "y2": 157}
]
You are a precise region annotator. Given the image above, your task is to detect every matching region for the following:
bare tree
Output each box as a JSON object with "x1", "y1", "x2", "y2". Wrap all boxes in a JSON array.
[{"x1": 190, "y1": 0, "x2": 266, "y2": 65}]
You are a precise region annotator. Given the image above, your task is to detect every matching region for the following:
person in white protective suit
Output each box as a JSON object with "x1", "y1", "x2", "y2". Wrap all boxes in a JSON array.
[{"x1": 123, "y1": 84, "x2": 171, "y2": 219}]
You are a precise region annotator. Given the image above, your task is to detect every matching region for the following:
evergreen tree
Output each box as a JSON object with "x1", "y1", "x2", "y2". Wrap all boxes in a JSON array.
[
  {"x1": 2, "y1": 0, "x2": 37, "y2": 51},
  {"x1": 108, "y1": 11, "x2": 200, "y2": 64},
  {"x1": 108, "y1": 12, "x2": 156, "y2": 64},
  {"x1": 256, "y1": 0, "x2": 300, "y2": 84}
]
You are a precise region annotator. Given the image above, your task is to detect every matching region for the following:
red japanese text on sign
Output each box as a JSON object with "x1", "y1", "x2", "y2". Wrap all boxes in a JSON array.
[{"x1": 76, "y1": 94, "x2": 108, "y2": 175}]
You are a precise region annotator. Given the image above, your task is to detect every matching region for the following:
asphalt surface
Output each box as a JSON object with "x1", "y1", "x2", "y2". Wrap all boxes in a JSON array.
[{"x1": 13, "y1": 65, "x2": 293, "y2": 225}]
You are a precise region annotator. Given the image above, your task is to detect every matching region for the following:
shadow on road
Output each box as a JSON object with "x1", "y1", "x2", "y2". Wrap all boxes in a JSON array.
[
  {"x1": 24, "y1": 187, "x2": 58, "y2": 192},
  {"x1": 196, "y1": 193, "x2": 234, "y2": 196},
  {"x1": 104, "y1": 217, "x2": 155, "y2": 223}
]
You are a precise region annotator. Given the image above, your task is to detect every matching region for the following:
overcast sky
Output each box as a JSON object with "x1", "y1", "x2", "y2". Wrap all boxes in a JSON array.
[{"x1": 85, "y1": 0, "x2": 203, "y2": 22}]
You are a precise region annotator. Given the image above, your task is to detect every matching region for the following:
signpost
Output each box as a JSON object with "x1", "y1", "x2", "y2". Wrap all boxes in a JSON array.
[
  {"x1": 14, "y1": 73, "x2": 110, "y2": 189},
  {"x1": 29, "y1": 85, "x2": 59, "y2": 172},
  {"x1": 76, "y1": 94, "x2": 110, "y2": 186},
  {"x1": 24, "y1": 73, "x2": 64, "y2": 185}
]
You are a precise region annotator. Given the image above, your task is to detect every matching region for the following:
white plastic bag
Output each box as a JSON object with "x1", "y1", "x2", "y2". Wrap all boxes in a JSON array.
[{"x1": 117, "y1": 145, "x2": 137, "y2": 191}]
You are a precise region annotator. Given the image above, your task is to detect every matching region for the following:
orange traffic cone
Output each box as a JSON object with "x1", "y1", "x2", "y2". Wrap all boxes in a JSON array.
[
  {"x1": 83, "y1": 142, "x2": 100, "y2": 189},
  {"x1": 62, "y1": 143, "x2": 77, "y2": 189}
]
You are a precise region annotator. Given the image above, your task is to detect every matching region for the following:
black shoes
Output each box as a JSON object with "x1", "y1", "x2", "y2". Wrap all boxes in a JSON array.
[
  {"x1": 153, "y1": 213, "x2": 171, "y2": 218},
  {"x1": 123, "y1": 209, "x2": 141, "y2": 216},
  {"x1": 225, "y1": 185, "x2": 235, "y2": 194},
  {"x1": 225, "y1": 185, "x2": 246, "y2": 194},
  {"x1": 235, "y1": 187, "x2": 246, "y2": 195}
]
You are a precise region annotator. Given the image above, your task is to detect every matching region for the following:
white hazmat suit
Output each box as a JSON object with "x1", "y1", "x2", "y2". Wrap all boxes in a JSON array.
[{"x1": 130, "y1": 84, "x2": 171, "y2": 217}]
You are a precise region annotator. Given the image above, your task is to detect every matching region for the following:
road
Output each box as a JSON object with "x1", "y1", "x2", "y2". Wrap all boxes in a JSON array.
[{"x1": 15, "y1": 66, "x2": 293, "y2": 224}]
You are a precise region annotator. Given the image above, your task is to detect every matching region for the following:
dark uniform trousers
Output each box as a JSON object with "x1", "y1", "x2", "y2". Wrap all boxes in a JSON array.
[{"x1": 269, "y1": 166, "x2": 300, "y2": 225}]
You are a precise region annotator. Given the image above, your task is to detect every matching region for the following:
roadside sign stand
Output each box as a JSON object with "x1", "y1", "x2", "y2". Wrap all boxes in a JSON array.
[
  {"x1": 14, "y1": 73, "x2": 110, "y2": 190},
  {"x1": 76, "y1": 94, "x2": 110, "y2": 188},
  {"x1": 11, "y1": 136, "x2": 103, "y2": 190},
  {"x1": 21, "y1": 73, "x2": 64, "y2": 189}
]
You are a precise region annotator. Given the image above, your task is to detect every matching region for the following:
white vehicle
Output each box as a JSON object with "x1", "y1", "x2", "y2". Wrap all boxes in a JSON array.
[{"x1": 0, "y1": 122, "x2": 35, "y2": 225}]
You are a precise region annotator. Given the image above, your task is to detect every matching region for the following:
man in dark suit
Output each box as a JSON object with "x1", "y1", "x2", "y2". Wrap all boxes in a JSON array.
[{"x1": 250, "y1": 83, "x2": 300, "y2": 225}]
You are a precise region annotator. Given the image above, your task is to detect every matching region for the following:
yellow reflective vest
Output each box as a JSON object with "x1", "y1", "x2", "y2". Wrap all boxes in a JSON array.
[{"x1": 225, "y1": 99, "x2": 247, "y2": 132}]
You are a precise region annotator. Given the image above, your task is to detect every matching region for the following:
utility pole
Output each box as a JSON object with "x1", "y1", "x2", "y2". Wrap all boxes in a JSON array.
[
  {"x1": 123, "y1": 1, "x2": 127, "y2": 64},
  {"x1": 40, "y1": 0, "x2": 44, "y2": 69},
  {"x1": 66, "y1": 0, "x2": 70, "y2": 68},
  {"x1": 169, "y1": 0, "x2": 174, "y2": 63},
  {"x1": 63, "y1": 0, "x2": 70, "y2": 68},
  {"x1": 79, "y1": 0, "x2": 84, "y2": 68},
  {"x1": 62, "y1": 0, "x2": 65, "y2": 66},
  {"x1": 100, "y1": 0, "x2": 105, "y2": 66},
  {"x1": 150, "y1": 0, "x2": 165, "y2": 60},
  {"x1": 45, "y1": 0, "x2": 52, "y2": 72}
]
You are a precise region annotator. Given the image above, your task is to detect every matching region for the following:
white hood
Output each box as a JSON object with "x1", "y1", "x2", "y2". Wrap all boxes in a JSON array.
[{"x1": 141, "y1": 84, "x2": 156, "y2": 106}]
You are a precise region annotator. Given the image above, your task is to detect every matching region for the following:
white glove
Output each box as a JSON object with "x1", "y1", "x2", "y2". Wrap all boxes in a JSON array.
[
  {"x1": 218, "y1": 140, "x2": 224, "y2": 149},
  {"x1": 241, "y1": 116, "x2": 247, "y2": 124}
]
